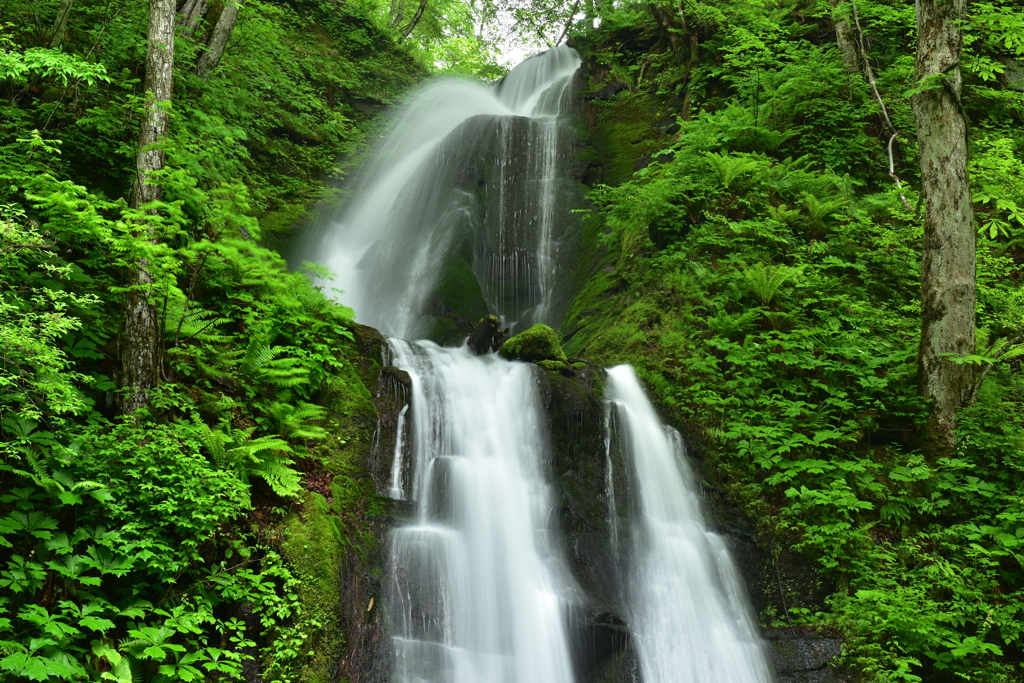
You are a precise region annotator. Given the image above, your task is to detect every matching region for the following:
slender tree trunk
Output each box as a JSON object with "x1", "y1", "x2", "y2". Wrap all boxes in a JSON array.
[
  {"x1": 195, "y1": 0, "x2": 238, "y2": 78},
  {"x1": 553, "y1": 0, "x2": 581, "y2": 46},
  {"x1": 827, "y1": 0, "x2": 860, "y2": 77},
  {"x1": 176, "y1": 0, "x2": 208, "y2": 36},
  {"x1": 120, "y1": 0, "x2": 175, "y2": 415},
  {"x1": 49, "y1": 0, "x2": 74, "y2": 49},
  {"x1": 681, "y1": 33, "x2": 699, "y2": 121},
  {"x1": 398, "y1": 0, "x2": 427, "y2": 43},
  {"x1": 648, "y1": 3, "x2": 682, "y2": 54},
  {"x1": 911, "y1": 0, "x2": 975, "y2": 457},
  {"x1": 390, "y1": 0, "x2": 404, "y2": 28}
]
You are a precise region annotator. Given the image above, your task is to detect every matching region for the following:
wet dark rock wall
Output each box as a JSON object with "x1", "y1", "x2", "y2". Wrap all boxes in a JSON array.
[
  {"x1": 356, "y1": 111, "x2": 590, "y2": 344},
  {"x1": 352, "y1": 333, "x2": 849, "y2": 683}
]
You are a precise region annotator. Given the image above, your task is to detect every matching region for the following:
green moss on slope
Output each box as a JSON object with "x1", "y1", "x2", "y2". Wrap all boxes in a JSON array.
[{"x1": 280, "y1": 492, "x2": 346, "y2": 683}]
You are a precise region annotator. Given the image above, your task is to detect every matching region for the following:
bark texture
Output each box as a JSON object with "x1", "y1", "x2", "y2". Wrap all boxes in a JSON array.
[
  {"x1": 911, "y1": 0, "x2": 975, "y2": 456},
  {"x1": 195, "y1": 0, "x2": 239, "y2": 78},
  {"x1": 176, "y1": 0, "x2": 208, "y2": 36},
  {"x1": 827, "y1": 0, "x2": 860, "y2": 77},
  {"x1": 397, "y1": 0, "x2": 427, "y2": 43},
  {"x1": 120, "y1": 0, "x2": 175, "y2": 415},
  {"x1": 49, "y1": 0, "x2": 74, "y2": 49}
]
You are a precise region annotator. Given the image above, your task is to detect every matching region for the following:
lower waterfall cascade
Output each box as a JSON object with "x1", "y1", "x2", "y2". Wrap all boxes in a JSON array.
[
  {"x1": 386, "y1": 340, "x2": 576, "y2": 683},
  {"x1": 606, "y1": 366, "x2": 775, "y2": 683},
  {"x1": 312, "y1": 47, "x2": 777, "y2": 683}
]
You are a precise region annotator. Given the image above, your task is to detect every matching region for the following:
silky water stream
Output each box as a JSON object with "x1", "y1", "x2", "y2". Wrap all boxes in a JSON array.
[{"x1": 308, "y1": 47, "x2": 775, "y2": 683}]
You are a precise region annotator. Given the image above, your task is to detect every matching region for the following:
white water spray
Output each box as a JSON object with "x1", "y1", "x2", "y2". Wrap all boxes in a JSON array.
[
  {"x1": 300, "y1": 47, "x2": 581, "y2": 338},
  {"x1": 386, "y1": 340, "x2": 576, "y2": 683},
  {"x1": 606, "y1": 365, "x2": 776, "y2": 683},
  {"x1": 308, "y1": 46, "x2": 776, "y2": 683}
]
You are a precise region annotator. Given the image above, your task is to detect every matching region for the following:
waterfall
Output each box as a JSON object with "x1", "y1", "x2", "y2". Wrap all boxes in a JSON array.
[
  {"x1": 300, "y1": 46, "x2": 581, "y2": 339},
  {"x1": 605, "y1": 365, "x2": 776, "y2": 683},
  {"x1": 386, "y1": 340, "x2": 576, "y2": 683},
  {"x1": 307, "y1": 46, "x2": 776, "y2": 683}
]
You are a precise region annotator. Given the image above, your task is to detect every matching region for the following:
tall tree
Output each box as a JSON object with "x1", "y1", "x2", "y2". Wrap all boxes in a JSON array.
[
  {"x1": 48, "y1": 0, "x2": 74, "y2": 49},
  {"x1": 827, "y1": 0, "x2": 860, "y2": 77},
  {"x1": 177, "y1": 0, "x2": 208, "y2": 36},
  {"x1": 911, "y1": 0, "x2": 976, "y2": 456},
  {"x1": 120, "y1": 0, "x2": 175, "y2": 414},
  {"x1": 195, "y1": 0, "x2": 240, "y2": 78}
]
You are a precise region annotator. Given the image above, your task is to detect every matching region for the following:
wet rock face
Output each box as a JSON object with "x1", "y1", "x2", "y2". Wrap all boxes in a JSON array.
[
  {"x1": 764, "y1": 629, "x2": 853, "y2": 683},
  {"x1": 361, "y1": 111, "x2": 589, "y2": 342},
  {"x1": 361, "y1": 341, "x2": 847, "y2": 683},
  {"x1": 534, "y1": 362, "x2": 637, "y2": 623},
  {"x1": 337, "y1": 514, "x2": 393, "y2": 683},
  {"x1": 466, "y1": 315, "x2": 505, "y2": 355},
  {"x1": 334, "y1": 324, "x2": 414, "y2": 683}
]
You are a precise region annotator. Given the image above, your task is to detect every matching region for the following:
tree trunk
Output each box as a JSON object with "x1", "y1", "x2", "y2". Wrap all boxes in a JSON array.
[
  {"x1": 390, "y1": 0, "x2": 404, "y2": 29},
  {"x1": 397, "y1": 0, "x2": 427, "y2": 43},
  {"x1": 681, "y1": 33, "x2": 699, "y2": 121},
  {"x1": 648, "y1": 3, "x2": 682, "y2": 54},
  {"x1": 827, "y1": 0, "x2": 860, "y2": 77},
  {"x1": 176, "y1": 0, "x2": 208, "y2": 36},
  {"x1": 120, "y1": 0, "x2": 175, "y2": 415},
  {"x1": 195, "y1": 0, "x2": 238, "y2": 79},
  {"x1": 911, "y1": 0, "x2": 975, "y2": 457},
  {"x1": 49, "y1": 0, "x2": 74, "y2": 49}
]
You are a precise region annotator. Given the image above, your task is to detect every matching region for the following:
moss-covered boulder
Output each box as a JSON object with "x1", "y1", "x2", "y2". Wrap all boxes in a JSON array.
[
  {"x1": 498, "y1": 324, "x2": 568, "y2": 363},
  {"x1": 425, "y1": 254, "x2": 490, "y2": 346}
]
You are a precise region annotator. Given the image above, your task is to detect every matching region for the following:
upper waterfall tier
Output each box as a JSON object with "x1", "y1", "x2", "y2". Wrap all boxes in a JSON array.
[{"x1": 300, "y1": 47, "x2": 583, "y2": 341}]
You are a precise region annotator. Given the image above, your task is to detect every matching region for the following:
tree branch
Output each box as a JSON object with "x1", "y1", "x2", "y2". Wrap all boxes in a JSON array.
[
  {"x1": 553, "y1": 0, "x2": 582, "y2": 47},
  {"x1": 966, "y1": 333, "x2": 1024, "y2": 406},
  {"x1": 852, "y1": 0, "x2": 912, "y2": 212},
  {"x1": 398, "y1": 0, "x2": 428, "y2": 43}
]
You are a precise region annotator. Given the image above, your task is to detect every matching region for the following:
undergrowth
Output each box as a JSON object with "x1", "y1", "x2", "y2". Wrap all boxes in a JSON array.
[{"x1": 568, "y1": 0, "x2": 1024, "y2": 680}]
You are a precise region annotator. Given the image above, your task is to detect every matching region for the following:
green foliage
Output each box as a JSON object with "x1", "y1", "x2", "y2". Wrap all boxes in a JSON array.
[
  {"x1": 0, "y1": 1, "x2": 404, "y2": 680},
  {"x1": 570, "y1": 0, "x2": 1024, "y2": 679}
]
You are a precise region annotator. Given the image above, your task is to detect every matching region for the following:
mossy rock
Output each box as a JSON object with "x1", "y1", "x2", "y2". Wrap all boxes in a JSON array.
[
  {"x1": 537, "y1": 359, "x2": 570, "y2": 372},
  {"x1": 586, "y1": 92, "x2": 669, "y2": 186},
  {"x1": 426, "y1": 256, "x2": 490, "y2": 345},
  {"x1": 499, "y1": 324, "x2": 568, "y2": 363}
]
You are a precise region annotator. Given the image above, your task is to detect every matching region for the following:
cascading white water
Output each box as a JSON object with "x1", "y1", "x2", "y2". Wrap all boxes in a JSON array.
[
  {"x1": 386, "y1": 340, "x2": 576, "y2": 683},
  {"x1": 300, "y1": 47, "x2": 581, "y2": 339},
  {"x1": 307, "y1": 45, "x2": 777, "y2": 683},
  {"x1": 605, "y1": 365, "x2": 776, "y2": 683}
]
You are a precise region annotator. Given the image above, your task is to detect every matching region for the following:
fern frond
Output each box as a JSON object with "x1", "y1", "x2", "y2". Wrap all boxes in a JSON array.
[
  {"x1": 706, "y1": 152, "x2": 760, "y2": 190},
  {"x1": 743, "y1": 263, "x2": 801, "y2": 306},
  {"x1": 165, "y1": 299, "x2": 231, "y2": 343},
  {"x1": 22, "y1": 448, "x2": 60, "y2": 494},
  {"x1": 801, "y1": 192, "x2": 847, "y2": 224},
  {"x1": 105, "y1": 657, "x2": 133, "y2": 683},
  {"x1": 241, "y1": 337, "x2": 282, "y2": 377},
  {"x1": 249, "y1": 455, "x2": 302, "y2": 498},
  {"x1": 195, "y1": 419, "x2": 228, "y2": 468},
  {"x1": 265, "y1": 401, "x2": 328, "y2": 440},
  {"x1": 127, "y1": 656, "x2": 144, "y2": 683}
]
